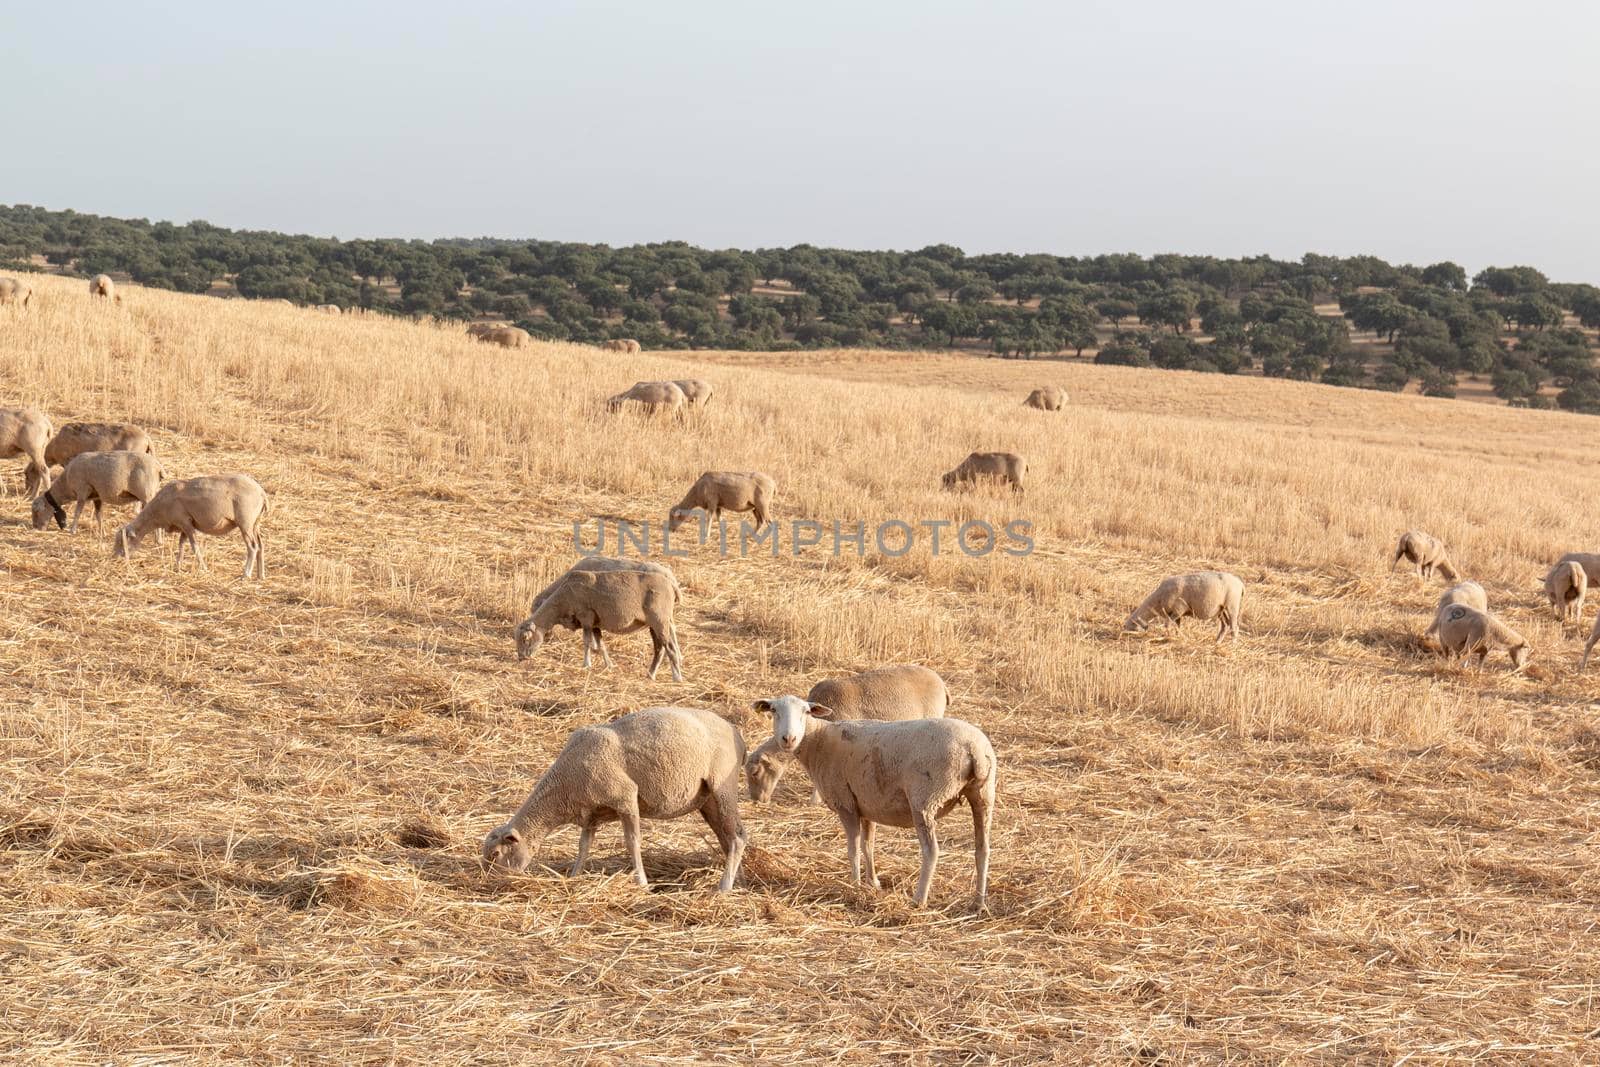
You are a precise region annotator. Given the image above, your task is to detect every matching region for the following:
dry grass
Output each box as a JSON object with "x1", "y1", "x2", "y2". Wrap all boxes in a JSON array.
[{"x1": 2, "y1": 273, "x2": 1599, "y2": 1063}]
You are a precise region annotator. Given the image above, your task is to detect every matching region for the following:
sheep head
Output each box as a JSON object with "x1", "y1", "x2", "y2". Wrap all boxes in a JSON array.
[
  {"x1": 744, "y1": 744, "x2": 785, "y2": 803},
  {"x1": 113, "y1": 524, "x2": 146, "y2": 558},
  {"x1": 31, "y1": 492, "x2": 65, "y2": 531},
  {"x1": 481, "y1": 825, "x2": 534, "y2": 872},
  {"x1": 752, "y1": 695, "x2": 834, "y2": 753},
  {"x1": 513, "y1": 618, "x2": 546, "y2": 660}
]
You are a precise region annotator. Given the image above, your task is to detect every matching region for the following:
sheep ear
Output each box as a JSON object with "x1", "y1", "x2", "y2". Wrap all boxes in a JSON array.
[
  {"x1": 751, "y1": 699, "x2": 774, "y2": 714},
  {"x1": 808, "y1": 703, "x2": 835, "y2": 719},
  {"x1": 500, "y1": 829, "x2": 521, "y2": 845}
]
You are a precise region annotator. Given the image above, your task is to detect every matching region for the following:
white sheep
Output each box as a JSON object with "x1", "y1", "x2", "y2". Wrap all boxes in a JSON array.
[
  {"x1": 89, "y1": 274, "x2": 120, "y2": 302},
  {"x1": 1545, "y1": 560, "x2": 1587, "y2": 625},
  {"x1": 113, "y1": 473, "x2": 269, "y2": 578},
  {"x1": 0, "y1": 277, "x2": 32, "y2": 308},
  {"x1": 753, "y1": 664, "x2": 950, "y2": 803},
  {"x1": 513, "y1": 567, "x2": 683, "y2": 680},
  {"x1": 315, "y1": 304, "x2": 342, "y2": 314},
  {"x1": 466, "y1": 322, "x2": 509, "y2": 337},
  {"x1": 605, "y1": 380, "x2": 686, "y2": 416},
  {"x1": 1023, "y1": 386, "x2": 1065, "y2": 411},
  {"x1": 667, "y1": 471, "x2": 775, "y2": 533},
  {"x1": 1391, "y1": 530, "x2": 1459, "y2": 582},
  {"x1": 478, "y1": 326, "x2": 531, "y2": 348},
  {"x1": 33, "y1": 450, "x2": 163, "y2": 535},
  {"x1": 1124, "y1": 571, "x2": 1244, "y2": 642},
  {"x1": 1435, "y1": 605, "x2": 1530, "y2": 672},
  {"x1": 530, "y1": 557, "x2": 682, "y2": 668},
  {"x1": 482, "y1": 706, "x2": 747, "y2": 892},
  {"x1": 746, "y1": 695, "x2": 996, "y2": 910},
  {"x1": 942, "y1": 451, "x2": 1025, "y2": 492},
  {"x1": 0, "y1": 406, "x2": 53, "y2": 497},
  {"x1": 1555, "y1": 553, "x2": 1600, "y2": 588},
  {"x1": 1422, "y1": 580, "x2": 1487, "y2": 647},
  {"x1": 44, "y1": 421, "x2": 153, "y2": 468},
  {"x1": 672, "y1": 379, "x2": 714, "y2": 407}
]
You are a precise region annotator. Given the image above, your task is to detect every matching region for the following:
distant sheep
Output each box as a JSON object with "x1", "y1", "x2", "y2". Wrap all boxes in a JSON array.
[
  {"x1": 1124, "y1": 571, "x2": 1244, "y2": 642},
  {"x1": 33, "y1": 450, "x2": 163, "y2": 535},
  {"x1": 89, "y1": 274, "x2": 120, "y2": 302},
  {"x1": 747, "y1": 696, "x2": 996, "y2": 910},
  {"x1": 478, "y1": 326, "x2": 531, "y2": 349},
  {"x1": 0, "y1": 406, "x2": 53, "y2": 497},
  {"x1": 466, "y1": 322, "x2": 510, "y2": 338},
  {"x1": 1545, "y1": 560, "x2": 1587, "y2": 625},
  {"x1": 1423, "y1": 581, "x2": 1488, "y2": 646},
  {"x1": 942, "y1": 450, "x2": 1026, "y2": 492},
  {"x1": 600, "y1": 339, "x2": 644, "y2": 353},
  {"x1": 513, "y1": 566, "x2": 683, "y2": 680},
  {"x1": 1023, "y1": 386, "x2": 1065, "y2": 411},
  {"x1": 44, "y1": 422, "x2": 153, "y2": 468},
  {"x1": 113, "y1": 473, "x2": 269, "y2": 578},
  {"x1": 1435, "y1": 605, "x2": 1529, "y2": 672},
  {"x1": 668, "y1": 471, "x2": 775, "y2": 533},
  {"x1": 606, "y1": 380, "x2": 686, "y2": 416},
  {"x1": 482, "y1": 706, "x2": 747, "y2": 892},
  {"x1": 0, "y1": 277, "x2": 32, "y2": 307},
  {"x1": 672, "y1": 379, "x2": 713, "y2": 407},
  {"x1": 752, "y1": 664, "x2": 949, "y2": 802},
  {"x1": 1391, "y1": 530, "x2": 1458, "y2": 582},
  {"x1": 315, "y1": 303, "x2": 342, "y2": 314}
]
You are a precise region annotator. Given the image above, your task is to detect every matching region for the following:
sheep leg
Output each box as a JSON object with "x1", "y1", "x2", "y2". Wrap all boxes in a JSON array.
[
  {"x1": 619, "y1": 806, "x2": 647, "y2": 888},
  {"x1": 69, "y1": 499, "x2": 87, "y2": 534},
  {"x1": 839, "y1": 810, "x2": 863, "y2": 886},
  {"x1": 1215, "y1": 610, "x2": 1229, "y2": 644},
  {"x1": 173, "y1": 534, "x2": 186, "y2": 571},
  {"x1": 911, "y1": 810, "x2": 939, "y2": 907},
  {"x1": 255, "y1": 531, "x2": 266, "y2": 579},
  {"x1": 570, "y1": 820, "x2": 596, "y2": 877},
  {"x1": 666, "y1": 626, "x2": 684, "y2": 682},
  {"x1": 647, "y1": 629, "x2": 666, "y2": 680},
  {"x1": 188, "y1": 532, "x2": 208, "y2": 572},
  {"x1": 859, "y1": 820, "x2": 881, "y2": 890},
  {"x1": 970, "y1": 785, "x2": 992, "y2": 913},
  {"x1": 580, "y1": 630, "x2": 595, "y2": 669},
  {"x1": 596, "y1": 632, "x2": 614, "y2": 668},
  {"x1": 700, "y1": 789, "x2": 746, "y2": 893}
]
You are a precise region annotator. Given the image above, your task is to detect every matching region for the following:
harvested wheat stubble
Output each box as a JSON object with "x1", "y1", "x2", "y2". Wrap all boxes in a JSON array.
[{"x1": 0, "y1": 273, "x2": 1598, "y2": 1062}]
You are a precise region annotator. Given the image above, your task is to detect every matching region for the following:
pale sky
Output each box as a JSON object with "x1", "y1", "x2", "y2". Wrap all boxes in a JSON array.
[{"x1": 4, "y1": 1, "x2": 1597, "y2": 280}]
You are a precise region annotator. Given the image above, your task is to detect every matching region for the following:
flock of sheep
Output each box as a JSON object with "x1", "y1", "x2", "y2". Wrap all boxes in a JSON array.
[{"x1": 2, "y1": 277, "x2": 1586, "y2": 912}]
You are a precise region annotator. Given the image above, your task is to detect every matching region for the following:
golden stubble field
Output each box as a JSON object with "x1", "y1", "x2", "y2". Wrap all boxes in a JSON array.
[{"x1": 1, "y1": 273, "x2": 1597, "y2": 1064}]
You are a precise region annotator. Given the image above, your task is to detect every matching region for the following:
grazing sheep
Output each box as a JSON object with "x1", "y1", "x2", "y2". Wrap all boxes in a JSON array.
[
  {"x1": 0, "y1": 406, "x2": 53, "y2": 497},
  {"x1": 513, "y1": 567, "x2": 683, "y2": 680},
  {"x1": 600, "y1": 339, "x2": 630, "y2": 352},
  {"x1": 466, "y1": 322, "x2": 509, "y2": 338},
  {"x1": 755, "y1": 664, "x2": 950, "y2": 802},
  {"x1": 1545, "y1": 560, "x2": 1588, "y2": 624},
  {"x1": 1422, "y1": 581, "x2": 1488, "y2": 646},
  {"x1": 747, "y1": 696, "x2": 996, "y2": 910},
  {"x1": 606, "y1": 380, "x2": 686, "y2": 416},
  {"x1": 623, "y1": 339, "x2": 642, "y2": 354},
  {"x1": 1023, "y1": 386, "x2": 1065, "y2": 411},
  {"x1": 482, "y1": 706, "x2": 747, "y2": 892},
  {"x1": 1391, "y1": 530, "x2": 1459, "y2": 582},
  {"x1": 530, "y1": 557, "x2": 683, "y2": 668},
  {"x1": 88, "y1": 274, "x2": 120, "y2": 302},
  {"x1": 942, "y1": 450, "x2": 1026, "y2": 492},
  {"x1": 1124, "y1": 571, "x2": 1244, "y2": 642},
  {"x1": 33, "y1": 450, "x2": 163, "y2": 535},
  {"x1": 668, "y1": 471, "x2": 776, "y2": 533},
  {"x1": 478, "y1": 326, "x2": 531, "y2": 348},
  {"x1": 44, "y1": 422, "x2": 153, "y2": 467},
  {"x1": 672, "y1": 379, "x2": 713, "y2": 407},
  {"x1": 315, "y1": 303, "x2": 342, "y2": 314},
  {"x1": 113, "y1": 473, "x2": 269, "y2": 578},
  {"x1": 0, "y1": 277, "x2": 32, "y2": 307},
  {"x1": 1435, "y1": 605, "x2": 1530, "y2": 672},
  {"x1": 1555, "y1": 552, "x2": 1600, "y2": 587}
]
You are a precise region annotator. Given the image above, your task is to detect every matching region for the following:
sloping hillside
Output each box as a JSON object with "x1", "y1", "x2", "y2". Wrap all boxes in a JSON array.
[{"x1": 1, "y1": 274, "x2": 1597, "y2": 1063}]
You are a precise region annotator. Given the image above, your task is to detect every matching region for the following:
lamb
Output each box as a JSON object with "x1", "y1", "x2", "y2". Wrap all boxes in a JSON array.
[
  {"x1": 88, "y1": 274, "x2": 120, "y2": 302},
  {"x1": 482, "y1": 706, "x2": 747, "y2": 892},
  {"x1": 513, "y1": 567, "x2": 683, "y2": 680},
  {"x1": 746, "y1": 696, "x2": 996, "y2": 910},
  {"x1": 1422, "y1": 580, "x2": 1488, "y2": 646},
  {"x1": 44, "y1": 421, "x2": 153, "y2": 467},
  {"x1": 1545, "y1": 560, "x2": 1588, "y2": 625},
  {"x1": 1391, "y1": 530, "x2": 1459, "y2": 582},
  {"x1": 1023, "y1": 386, "x2": 1065, "y2": 411},
  {"x1": 113, "y1": 473, "x2": 270, "y2": 578},
  {"x1": 942, "y1": 450, "x2": 1025, "y2": 492},
  {"x1": 1435, "y1": 605, "x2": 1530, "y2": 672},
  {"x1": 606, "y1": 380, "x2": 686, "y2": 416},
  {"x1": 672, "y1": 379, "x2": 714, "y2": 407},
  {"x1": 0, "y1": 277, "x2": 32, "y2": 307},
  {"x1": 1555, "y1": 552, "x2": 1600, "y2": 587},
  {"x1": 667, "y1": 471, "x2": 775, "y2": 533},
  {"x1": 0, "y1": 406, "x2": 53, "y2": 497},
  {"x1": 478, "y1": 326, "x2": 531, "y2": 348},
  {"x1": 529, "y1": 557, "x2": 683, "y2": 668},
  {"x1": 752, "y1": 664, "x2": 949, "y2": 801},
  {"x1": 33, "y1": 450, "x2": 164, "y2": 535},
  {"x1": 1123, "y1": 571, "x2": 1244, "y2": 642}
]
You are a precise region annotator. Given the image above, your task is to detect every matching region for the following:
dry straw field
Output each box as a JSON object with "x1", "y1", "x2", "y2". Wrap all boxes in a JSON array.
[{"x1": 2, "y1": 272, "x2": 1599, "y2": 1063}]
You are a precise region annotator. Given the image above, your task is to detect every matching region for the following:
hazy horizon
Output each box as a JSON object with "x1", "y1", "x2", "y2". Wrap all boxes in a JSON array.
[{"x1": 5, "y1": 1, "x2": 1597, "y2": 281}]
